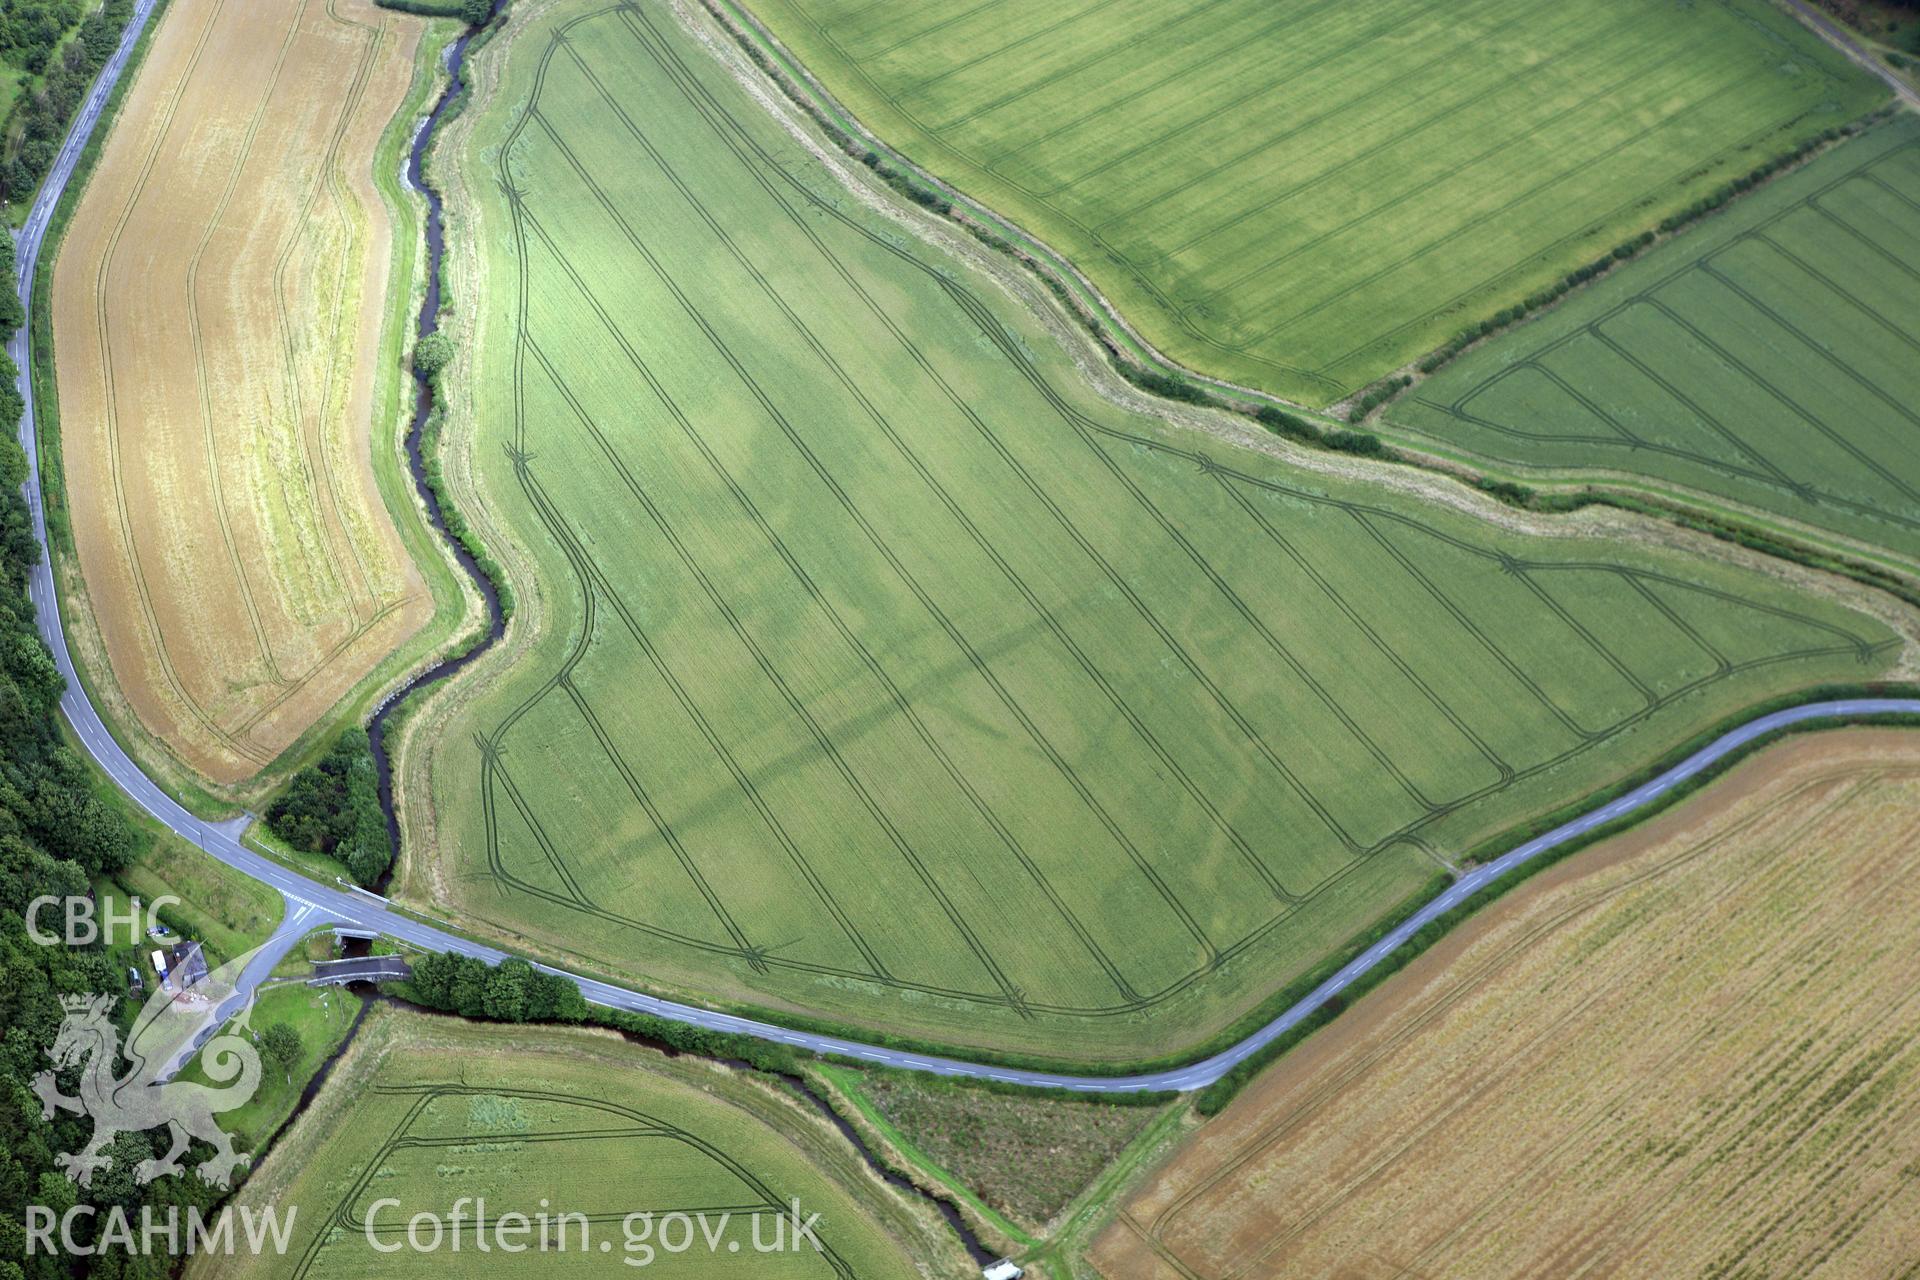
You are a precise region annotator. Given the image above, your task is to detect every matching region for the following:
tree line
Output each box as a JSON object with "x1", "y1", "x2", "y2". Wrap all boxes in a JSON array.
[
  {"x1": 264, "y1": 730, "x2": 392, "y2": 887},
  {"x1": 403, "y1": 951, "x2": 588, "y2": 1024},
  {"x1": 0, "y1": 0, "x2": 134, "y2": 207},
  {"x1": 0, "y1": 1, "x2": 84, "y2": 75},
  {"x1": 398, "y1": 948, "x2": 803, "y2": 1076},
  {"x1": 0, "y1": 197, "x2": 224, "y2": 1277},
  {"x1": 373, "y1": 0, "x2": 494, "y2": 23}
]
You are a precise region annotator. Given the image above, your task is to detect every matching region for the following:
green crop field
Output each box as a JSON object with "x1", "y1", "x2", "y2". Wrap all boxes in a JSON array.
[
  {"x1": 738, "y1": 0, "x2": 1887, "y2": 406},
  {"x1": 1394, "y1": 116, "x2": 1920, "y2": 571},
  {"x1": 411, "y1": 0, "x2": 1908, "y2": 1065},
  {"x1": 191, "y1": 1010, "x2": 935, "y2": 1279}
]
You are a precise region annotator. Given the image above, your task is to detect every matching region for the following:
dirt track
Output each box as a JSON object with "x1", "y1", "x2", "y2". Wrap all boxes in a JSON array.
[
  {"x1": 1094, "y1": 729, "x2": 1920, "y2": 1279},
  {"x1": 52, "y1": 0, "x2": 430, "y2": 784}
]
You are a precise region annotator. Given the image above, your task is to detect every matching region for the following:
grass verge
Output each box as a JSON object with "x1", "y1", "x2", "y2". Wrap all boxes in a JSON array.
[{"x1": 30, "y1": 2, "x2": 472, "y2": 814}]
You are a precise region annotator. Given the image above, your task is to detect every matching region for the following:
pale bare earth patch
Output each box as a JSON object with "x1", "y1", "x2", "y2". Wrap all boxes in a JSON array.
[
  {"x1": 1094, "y1": 729, "x2": 1920, "y2": 1280},
  {"x1": 53, "y1": 0, "x2": 431, "y2": 785}
]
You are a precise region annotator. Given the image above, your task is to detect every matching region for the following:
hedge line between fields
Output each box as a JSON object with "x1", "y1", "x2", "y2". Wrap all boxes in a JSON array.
[
  {"x1": 1407, "y1": 112, "x2": 1892, "y2": 387},
  {"x1": 1196, "y1": 703, "x2": 1920, "y2": 1114},
  {"x1": 710, "y1": 0, "x2": 1920, "y2": 632},
  {"x1": 695, "y1": 0, "x2": 1405, "y2": 462},
  {"x1": 1598, "y1": 495, "x2": 1920, "y2": 615},
  {"x1": 374, "y1": 0, "x2": 482, "y2": 18},
  {"x1": 361, "y1": 0, "x2": 1920, "y2": 1100},
  {"x1": 702, "y1": 0, "x2": 1902, "y2": 470}
]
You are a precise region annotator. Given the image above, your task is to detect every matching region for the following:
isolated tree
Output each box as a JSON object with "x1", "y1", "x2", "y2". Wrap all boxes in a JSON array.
[
  {"x1": 261, "y1": 1023, "x2": 304, "y2": 1080},
  {"x1": 461, "y1": 0, "x2": 491, "y2": 24},
  {"x1": 413, "y1": 332, "x2": 455, "y2": 380}
]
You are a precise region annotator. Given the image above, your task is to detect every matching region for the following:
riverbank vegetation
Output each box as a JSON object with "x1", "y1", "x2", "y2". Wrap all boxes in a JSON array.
[
  {"x1": 743, "y1": 0, "x2": 1886, "y2": 405},
  {"x1": 409, "y1": 0, "x2": 1909, "y2": 1067},
  {"x1": 266, "y1": 730, "x2": 392, "y2": 886}
]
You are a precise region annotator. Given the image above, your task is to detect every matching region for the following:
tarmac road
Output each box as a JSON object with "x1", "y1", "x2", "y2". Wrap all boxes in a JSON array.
[
  {"x1": 12, "y1": 0, "x2": 1920, "y2": 1093},
  {"x1": 1780, "y1": 0, "x2": 1920, "y2": 113}
]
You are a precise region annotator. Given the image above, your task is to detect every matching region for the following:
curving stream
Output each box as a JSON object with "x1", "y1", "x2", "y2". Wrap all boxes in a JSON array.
[
  {"x1": 12, "y1": 0, "x2": 1919, "y2": 1112},
  {"x1": 368, "y1": 4, "x2": 510, "y2": 865}
]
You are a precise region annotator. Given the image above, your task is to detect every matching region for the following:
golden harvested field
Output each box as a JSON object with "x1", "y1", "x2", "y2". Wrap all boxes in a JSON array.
[
  {"x1": 1094, "y1": 730, "x2": 1920, "y2": 1280},
  {"x1": 53, "y1": 0, "x2": 433, "y2": 784}
]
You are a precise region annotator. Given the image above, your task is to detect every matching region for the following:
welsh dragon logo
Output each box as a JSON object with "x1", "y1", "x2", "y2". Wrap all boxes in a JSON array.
[{"x1": 32, "y1": 943, "x2": 267, "y2": 1188}]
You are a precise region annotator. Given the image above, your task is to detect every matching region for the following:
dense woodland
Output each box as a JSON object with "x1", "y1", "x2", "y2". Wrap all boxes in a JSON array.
[
  {"x1": 264, "y1": 731, "x2": 392, "y2": 886},
  {"x1": 0, "y1": 1, "x2": 83, "y2": 73},
  {"x1": 0, "y1": 0, "x2": 132, "y2": 207},
  {"x1": 0, "y1": 237, "x2": 210, "y2": 1274}
]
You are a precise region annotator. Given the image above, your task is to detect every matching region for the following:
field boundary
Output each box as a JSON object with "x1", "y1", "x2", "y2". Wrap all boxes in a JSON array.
[
  {"x1": 377, "y1": 0, "x2": 1920, "y2": 1076},
  {"x1": 712, "y1": 0, "x2": 1920, "y2": 601},
  {"x1": 11, "y1": 0, "x2": 1919, "y2": 1100},
  {"x1": 30, "y1": 0, "x2": 474, "y2": 812},
  {"x1": 718, "y1": 0, "x2": 1889, "y2": 418},
  {"x1": 1193, "y1": 703, "x2": 1920, "y2": 1112},
  {"x1": 396, "y1": 694, "x2": 1920, "y2": 1082},
  {"x1": 1383, "y1": 106, "x2": 1896, "y2": 399},
  {"x1": 218, "y1": 1008, "x2": 962, "y2": 1280},
  {"x1": 710, "y1": 0, "x2": 1332, "y2": 415},
  {"x1": 1383, "y1": 112, "x2": 1920, "y2": 588},
  {"x1": 1098, "y1": 732, "x2": 1920, "y2": 1277}
]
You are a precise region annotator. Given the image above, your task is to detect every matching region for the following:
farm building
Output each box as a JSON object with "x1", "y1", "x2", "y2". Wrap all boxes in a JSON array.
[{"x1": 163, "y1": 941, "x2": 208, "y2": 994}]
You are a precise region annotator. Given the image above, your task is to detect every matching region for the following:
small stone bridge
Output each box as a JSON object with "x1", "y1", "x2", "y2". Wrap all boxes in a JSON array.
[{"x1": 309, "y1": 956, "x2": 412, "y2": 986}]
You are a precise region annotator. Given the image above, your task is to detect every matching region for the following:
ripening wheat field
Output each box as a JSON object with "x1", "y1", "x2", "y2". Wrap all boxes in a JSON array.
[
  {"x1": 53, "y1": 0, "x2": 438, "y2": 785},
  {"x1": 1095, "y1": 731, "x2": 1920, "y2": 1280},
  {"x1": 407, "y1": 0, "x2": 1907, "y2": 1063}
]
